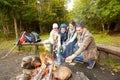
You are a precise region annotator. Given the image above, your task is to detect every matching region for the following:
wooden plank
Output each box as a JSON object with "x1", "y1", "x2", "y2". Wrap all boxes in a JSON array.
[
  {"x1": 96, "y1": 44, "x2": 120, "y2": 57},
  {"x1": 18, "y1": 42, "x2": 51, "y2": 54},
  {"x1": 22, "y1": 42, "x2": 51, "y2": 45}
]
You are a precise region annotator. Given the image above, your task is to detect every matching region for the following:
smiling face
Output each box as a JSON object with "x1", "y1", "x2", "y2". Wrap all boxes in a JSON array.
[
  {"x1": 76, "y1": 27, "x2": 84, "y2": 35},
  {"x1": 53, "y1": 27, "x2": 58, "y2": 32},
  {"x1": 69, "y1": 23, "x2": 75, "y2": 30},
  {"x1": 61, "y1": 28, "x2": 66, "y2": 33}
]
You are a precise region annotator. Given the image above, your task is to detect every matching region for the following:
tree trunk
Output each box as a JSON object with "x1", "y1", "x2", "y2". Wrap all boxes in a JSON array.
[
  {"x1": 20, "y1": 20, "x2": 22, "y2": 31},
  {"x1": 101, "y1": 22, "x2": 105, "y2": 32},
  {"x1": 3, "y1": 25, "x2": 6, "y2": 34},
  {"x1": 14, "y1": 15, "x2": 18, "y2": 40},
  {"x1": 107, "y1": 22, "x2": 110, "y2": 32}
]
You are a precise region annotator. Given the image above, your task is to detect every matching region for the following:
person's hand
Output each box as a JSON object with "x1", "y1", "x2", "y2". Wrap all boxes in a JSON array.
[
  {"x1": 58, "y1": 45, "x2": 62, "y2": 49},
  {"x1": 65, "y1": 54, "x2": 76, "y2": 63},
  {"x1": 77, "y1": 42, "x2": 81, "y2": 47},
  {"x1": 66, "y1": 42, "x2": 69, "y2": 45}
]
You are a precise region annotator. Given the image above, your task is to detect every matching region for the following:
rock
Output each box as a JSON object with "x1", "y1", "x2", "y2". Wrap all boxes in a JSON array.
[
  {"x1": 16, "y1": 74, "x2": 30, "y2": 80},
  {"x1": 75, "y1": 72, "x2": 89, "y2": 80},
  {"x1": 22, "y1": 69, "x2": 33, "y2": 75},
  {"x1": 53, "y1": 65, "x2": 72, "y2": 80},
  {"x1": 21, "y1": 56, "x2": 40, "y2": 69}
]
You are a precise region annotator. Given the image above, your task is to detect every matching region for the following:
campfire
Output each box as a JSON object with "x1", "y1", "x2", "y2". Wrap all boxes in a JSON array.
[
  {"x1": 30, "y1": 54, "x2": 57, "y2": 80},
  {"x1": 17, "y1": 53, "x2": 72, "y2": 80}
]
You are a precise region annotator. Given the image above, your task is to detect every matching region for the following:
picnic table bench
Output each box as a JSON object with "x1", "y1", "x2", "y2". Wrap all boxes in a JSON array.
[{"x1": 18, "y1": 42, "x2": 52, "y2": 54}]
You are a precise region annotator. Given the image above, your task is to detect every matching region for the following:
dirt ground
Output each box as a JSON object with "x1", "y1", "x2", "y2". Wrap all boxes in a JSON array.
[{"x1": 0, "y1": 52, "x2": 120, "y2": 80}]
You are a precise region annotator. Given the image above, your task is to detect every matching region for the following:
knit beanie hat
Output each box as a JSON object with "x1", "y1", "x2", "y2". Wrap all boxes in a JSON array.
[
  {"x1": 60, "y1": 23, "x2": 67, "y2": 28},
  {"x1": 52, "y1": 23, "x2": 58, "y2": 28}
]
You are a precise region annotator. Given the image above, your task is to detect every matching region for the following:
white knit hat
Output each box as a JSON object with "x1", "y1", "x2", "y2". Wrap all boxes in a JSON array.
[{"x1": 52, "y1": 23, "x2": 58, "y2": 28}]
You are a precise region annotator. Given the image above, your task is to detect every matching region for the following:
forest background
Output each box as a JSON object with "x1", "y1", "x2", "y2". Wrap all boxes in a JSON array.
[{"x1": 0, "y1": 0, "x2": 120, "y2": 47}]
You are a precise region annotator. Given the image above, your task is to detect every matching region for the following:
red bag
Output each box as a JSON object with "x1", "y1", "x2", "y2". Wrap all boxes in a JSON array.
[{"x1": 19, "y1": 31, "x2": 26, "y2": 44}]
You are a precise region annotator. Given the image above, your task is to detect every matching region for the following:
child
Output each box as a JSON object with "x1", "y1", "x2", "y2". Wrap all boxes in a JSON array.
[{"x1": 56, "y1": 23, "x2": 68, "y2": 64}]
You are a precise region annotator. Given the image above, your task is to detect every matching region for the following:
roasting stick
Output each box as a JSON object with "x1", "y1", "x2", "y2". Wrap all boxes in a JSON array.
[{"x1": 1, "y1": 44, "x2": 17, "y2": 59}]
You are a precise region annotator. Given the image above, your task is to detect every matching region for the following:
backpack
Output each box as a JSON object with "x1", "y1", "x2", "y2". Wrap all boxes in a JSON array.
[
  {"x1": 30, "y1": 32, "x2": 41, "y2": 43},
  {"x1": 19, "y1": 31, "x2": 41, "y2": 44},
  {"x1": 25, "y1": 32, "x2": 41, "y2": 43}
]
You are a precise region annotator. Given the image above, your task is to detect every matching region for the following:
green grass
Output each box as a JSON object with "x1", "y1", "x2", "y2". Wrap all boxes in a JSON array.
[
  {"x1": 0, "y1": 40, "x2": 15, "y2": 51},
  {"x1": 40, "y1": 33, "x2": 49, "y2": 41},
  {"x1": 93, "y1": 34, "x2": 120, "y2": 47},
  {"x1": 103, "y1": 58, "x2": 120, "y2": 72}
]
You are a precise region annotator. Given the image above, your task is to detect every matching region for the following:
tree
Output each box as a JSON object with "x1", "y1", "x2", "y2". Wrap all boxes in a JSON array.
[{"x1": 72, "y1": 0, "x2": 120, "y2": 32}]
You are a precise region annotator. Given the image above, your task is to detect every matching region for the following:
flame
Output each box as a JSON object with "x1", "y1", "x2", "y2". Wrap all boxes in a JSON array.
[
  {"x1": 44, "y1": 47, "x2": 47, "y2": 52},
  {"x1": 39, "y1": 54, "x2": 46, "y2": 65},
  {"x1": 52, "y1": 77, "x2": 57, "y2": 80},
  {"x1": 30, "y1": 53, "x2": 57, "y2": 80},
  {"x1": 53, "y1": 64, "x2": 57, "y2": 71},
  {"x1": 42, "y1": 68, "x2": 49, "y2": 78},
  {"x1": 39, "y1": 53, "x2": 54, "y2": 65}
]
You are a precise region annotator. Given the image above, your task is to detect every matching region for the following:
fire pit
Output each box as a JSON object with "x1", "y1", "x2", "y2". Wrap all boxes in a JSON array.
[{"x1": 16, "y1": 54, "x2": 89, "y2": 80}]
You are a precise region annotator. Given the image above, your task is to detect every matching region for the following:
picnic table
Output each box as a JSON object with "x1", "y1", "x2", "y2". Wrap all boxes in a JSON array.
[{"x1": 18, "y1": 42, "x2": 52, "y2": 54}]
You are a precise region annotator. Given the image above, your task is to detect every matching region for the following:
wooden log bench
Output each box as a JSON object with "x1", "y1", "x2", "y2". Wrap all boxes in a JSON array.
[
  {"x1": 18, "y1": 42, "x2": 52, "y2": 54},
  {"x1": 96, "y1": 43, "x2": 120, "y2": 57}
]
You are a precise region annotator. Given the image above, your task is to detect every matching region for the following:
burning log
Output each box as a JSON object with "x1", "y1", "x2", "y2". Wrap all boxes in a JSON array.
[
  {"x1": 30, "y1": 54, "x2": 55, "y2": 80},
  {"x1": 31, "y1": 64, "x2": 47, "y2": 80}
]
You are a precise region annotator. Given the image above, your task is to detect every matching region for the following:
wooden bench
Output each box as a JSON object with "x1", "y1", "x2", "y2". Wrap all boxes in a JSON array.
[
  {"x1": 18, "y1": 42, "x2": 52, "y2": 54},
  {"x1": 96, "y1": 44, "x2": 120, "y2": 57},
  {"x1": 18, "y1": 42, "x2": 120, "y2": 57}
]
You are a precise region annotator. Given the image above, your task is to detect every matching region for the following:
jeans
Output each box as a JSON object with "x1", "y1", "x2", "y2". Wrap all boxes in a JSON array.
[
  {"x1": 74, "y1": 43, "x2": 95, "y2": 67},
  {"x1": 64, "y1": 39, "x2": 77, "y2": 58},
  {"x1": 56, "y1": 43, "x2": 66, "y2": 64}
]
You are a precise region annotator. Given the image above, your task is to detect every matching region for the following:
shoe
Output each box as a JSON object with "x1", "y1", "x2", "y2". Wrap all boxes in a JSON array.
[
  {"x1": 87, "y1": 61, "x2": 95, "y2": 69},
  {"x1": 73, "y1": 60, "x2": 84, "y2": 64}
]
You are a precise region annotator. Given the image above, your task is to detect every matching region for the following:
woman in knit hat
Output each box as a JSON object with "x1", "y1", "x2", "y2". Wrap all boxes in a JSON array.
[{"x1": 49, "y1": 23, "x2": 59, "y2": 55}]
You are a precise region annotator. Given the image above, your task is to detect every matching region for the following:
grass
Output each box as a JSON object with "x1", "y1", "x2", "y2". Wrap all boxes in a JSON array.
[
  {"x1": 93, "y1": 34, "x2": 120, "y2": 47},
  {"x1": 0, "y1": 40, "x2": 15, "y2": 51},
  {"x1": 103, "y1": 58, "x2": 120, "y2": 72},
  {"x1": 40, "y1": 33, "x2": 49, "y2": 41}
]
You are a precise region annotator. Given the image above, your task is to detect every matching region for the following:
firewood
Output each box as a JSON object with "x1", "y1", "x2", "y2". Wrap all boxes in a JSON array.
[
  {"x1": 31, "y1": 64, "x2": 47, "y2": 80},
  {"x1": 44, "y1": 64, "x2": 53, "y2": 80}
]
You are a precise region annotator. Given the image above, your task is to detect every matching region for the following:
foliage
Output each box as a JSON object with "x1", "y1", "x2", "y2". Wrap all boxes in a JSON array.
[
  {"x1": 72, "y1": 0, "x2": 120, "y2": 32},
  {"x1": 0, "y1": 0, "x2": 69, "y2": 40}
]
